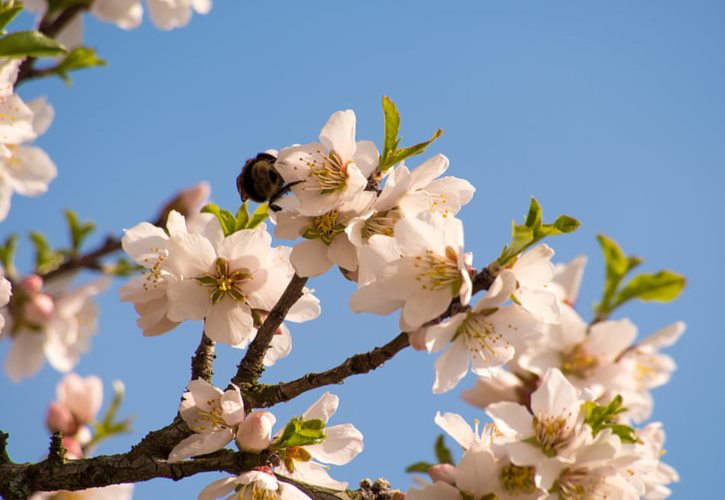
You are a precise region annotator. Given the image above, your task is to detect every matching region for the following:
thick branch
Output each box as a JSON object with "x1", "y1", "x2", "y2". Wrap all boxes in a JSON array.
[
  {"x1": 232, "y1": 274, "x2": 308, "y2": 387},
  {"x1": 190, "y1": 331, "x2": 216, "y2": 382}
]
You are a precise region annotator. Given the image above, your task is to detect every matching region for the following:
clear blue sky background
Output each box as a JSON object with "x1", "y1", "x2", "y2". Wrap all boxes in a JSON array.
[{"x1": 1, "y1": 1, "x2": 723, "y2": 498}]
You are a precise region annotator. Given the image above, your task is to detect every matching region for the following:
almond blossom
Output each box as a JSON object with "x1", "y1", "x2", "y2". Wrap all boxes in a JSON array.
[
  {"x1": 199, "y1": 468, "x2": 309, "y2": 500},
  {"x1": 168, "y1": 379, "x2": 275, "y2": 462},
  {"x1": 30, "y1": 483, "x2": 134, "y2": 500},
  {"x1": 2, "y1": 275, "x2": 109, "y2": 382},
  {"x1": 350, "y1": 214, "x2": 472, "y2": 332},
  {"x1": 275, "y1": 392, "x2": 364, "y2": 490},
  {"x1": 499, "y1": 244, "x2": 560, "y2": 323},
  {"x1": 46, "y1": 373, "x2": 103, "y2": 437},
  {"x1": 423, "y1": 271, "x2": 543, "y2": 393},
  {"x1": 274, "y1": 109, "x2": 379, "y2": 216}
]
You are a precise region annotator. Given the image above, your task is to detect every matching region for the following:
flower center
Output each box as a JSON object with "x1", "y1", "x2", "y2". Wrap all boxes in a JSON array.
[
  {"x1": 533, "y1": 413, "x2": 575, "y2": 456},
  {"x1": 190, "y1": 397, "x2": 227, "y2": 433},
  {"x1": 195, "y1": 257, "x2": 252, "y2": 305},
  {"x1": 303, "y1": 209, "x2": 345, "y2": 245},
  {"x1": 561, "y1": 344, "x2": 598, "y2": 379},
  {"x1": 233, "y1": 482, "x2": 277, "y2": 500},
  {"x1": 454, "y1": 309, "x2": 509, "y2": 360},
  {"x1": 413, "y1": 246, "x2": 461, "y2": 292},
  {"x1": 557, "y1": 468, "x2": 606, "y2": 500},
  {"x1": 361, "y1": 208, "x2": 401, "y2": 240},
  {"x1": 499, "y1": 463, "x2": 537, "y2": 494},
  {"x1": 141, "y1": 247, "x2": 166, "y2": 292},
  {"x1": 308, "y1": 150, "x2": 349, "y2": 193}
]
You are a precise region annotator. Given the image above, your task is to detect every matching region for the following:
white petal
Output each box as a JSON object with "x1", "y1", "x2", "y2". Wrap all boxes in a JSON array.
[
  {"x1": 424, "y1": 314, "x2": 464, "y2": 353},
  {"x1": 290, "y1": 239, "x2": 333, "y2": 277},
  {"x1": 640, "y1": 321, "x2": 685, "y2": 349},
  {"x1": 352, "y1": 140, "x2": 379, "y2": 178},
  {"x1": 349, "y1": 281, "x2": 403, "y2": 315},
  {"x1": 456, "y1": 448, "x2": 497, "y2": 497},
  {"x1": 319, "y1": 110, "x2": 356, "y2": 162},
  {"x1": 0, "y1": 95, "x2": 36, "y2": 144},
  {"x1": 166, "y1": 279, "x2": 210, "y2": 322},
  {"x1": 531, "y1": 368, "x2": 579, "y2": 420},
  {"x1": 328, "y1": 233, "x2": 357, "y2": 271},
  {"x1": 514, "y1": 244, "x2": 555, "y2": 288},
  {"x1": 286, "y1": 292, "x2": 321, "y2": 323},
  {"x1": 168, "y1": 429, "x2": 233, "y2": 462},
  {"x1": 148, "y1": 0, "x2": 192, "y2": 30},
  {"x1": 5, "y1": 331, "x2": 46, "y2": 382},
  {"x1": 263, "y1": 325, "x2": 292, "y2": 367},
  {"x1": 197, "y1": 477, "x2": 237, "y2": 500},
  {"x1": 6, "y1": 145, "x2": 57, "y2": 196},
  {"x1": 432, "y1": 341, "x2": 470, "y2": 394},
  {"x1": 192, "y1": 0, "x2": 212, "y2": 14},
  {"x1": 91, "y1": 0, "x2": 143, "y2": 29},
  {"x1": 485, "y1": 402, "x2": 533, "y2": 438},
  {"x1": 221, "y1": 386, "x2": 245, "y2": 426},
  {"x1": 27, "y1": 97, "x2": 54, "y2": 136},
  {"x1": 165, "y1": 232, "x2": 216, "y2": 277},
  {"x1": 515, "y1": 287, "x2": 560, "y2": 323},
  {"x1": 305, "y1": 423, "x2": 363, "y2": 465},
  {"x1": 121, "y1": 222, "x2": 169, "y2": 264},
  {"x1": 401, "y1": 288, "x2": 452, "y2": 331},
  {"x1": 303, "y1": 392, "x2": 339, "y2": 422},
  {"x1": 587, "y1": 318, "x2": 637, "y2": 361},
  {"x1": 204, "y1": 300, "x2": 254, "y2": 346},
  {"x1": 434, "y1": 411, "x2": 475, "y2": 450}
]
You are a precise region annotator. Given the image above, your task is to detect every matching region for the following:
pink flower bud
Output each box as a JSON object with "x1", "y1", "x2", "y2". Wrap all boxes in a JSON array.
[
  {"x1": 407, "y1": 329, "x2": 427, "y2": 351},
  {"x1": 20, "y1": 274, "x2": 43, "y2": 293},
  {"x1": 46, "y1": 402, "x2": 78, "y2": 436},
  {"x1": 235, "y1": 411, "x2": 276, "y2": 453},
  {"x1": 24, "y1": 293, "x2": 54, "y2": 324},
  {"x1": 62, "y1": 436, "x2": 84, "y2": 459},
  {"x1": 428, "y1": 463, "x2": 457, "y2": 485}
]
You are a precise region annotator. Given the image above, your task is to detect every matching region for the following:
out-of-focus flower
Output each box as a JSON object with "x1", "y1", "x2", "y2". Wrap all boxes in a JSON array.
[
  {"x1": 199, "y1": 468, "x2": 309, "y2": 500},
  {"x1": 46, "y1": 373, "x2": 103, "y2": 436},
  {"x1": 29, "y1": 483, "x2": 134, "y2": 500}
]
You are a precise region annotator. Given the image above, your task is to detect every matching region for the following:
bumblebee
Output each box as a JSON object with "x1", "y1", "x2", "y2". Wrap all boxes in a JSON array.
[{"x1": 236, "y1": 152, "x2": 297, "y2": 211}]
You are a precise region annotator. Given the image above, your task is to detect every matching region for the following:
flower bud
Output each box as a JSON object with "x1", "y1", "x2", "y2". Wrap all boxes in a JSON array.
[
  {"x1": 20, "y1": 274, "x2": 43, "y2": 293},
  {"x1": 235, "y1": 411, "x2": 276, "y2": 453},
  {"x1": 24, "y1": 292, "x2": 54, "y2": 324},
  {"x1": 428, "y1": 463, "x2": 457, "y2": 485},
  {"x1": 62, "y1": 436, "x2": 84, "y2": 459},
  {"x1": 407, "y1": 329, "x2": 427, "y2": 351},
  {"x1": 46, "y1": 402, "x2": 78, "y2": 435}
]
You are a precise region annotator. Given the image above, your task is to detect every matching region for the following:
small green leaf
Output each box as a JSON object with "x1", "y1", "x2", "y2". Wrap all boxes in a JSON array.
[
  {"x1": 552, "y1": 215, "x2": 580, "y2": 233},
  {"x1": 597, "y1": 234, "x2": 631, "y2": 278},
  {"x1": 0, "y1": 31, "x2": 66, "y2": 58},
  {"x1": 381, "y1": 95, "x2": 401, "y2": 164},
  {"x1": 524, "y1": 197, "x2": 542, "y2": 231},
  {"x1": 613, "y1": 271, "x2": 685, "y2": 308},
  {"x1": 273, "y1": 417, "x2": 326, "y2": 449},
  {"x1": 582, "y1": 396, "x2": 640, "y2": 444},
  {"x1": 29, "y1": 232, "x2": 64, "y2": 274},
  {"x1": 434, "y1": 434, "x2": 454, "y2": 465},
  {"x1": 235, "y1": 202, "x2": 250, "y2": 229},
  {"x1": 64, "y1": 209, "x2": 95, "y2": 256},
  {"x1": 245, "y1": 202, "x2": 269, "y2": 229},
  {"x1": 0, "y1": 5, "x2": 23, "y2": 33},
  {"x1": 201, "y1": 203, "x2": 237, "y2": 236},
  {"x1": 55, "y1": 47, "x2": 107, "y2": 80},
  {"x1": 405, "y1": 461, "x2": 433, "y2": 473},
  {"x1": 0, "y1": 234, "x2": 18, "y2": 274},
  {"x1": 384, "y1": 128, "x2": 443, "y2": 170}
]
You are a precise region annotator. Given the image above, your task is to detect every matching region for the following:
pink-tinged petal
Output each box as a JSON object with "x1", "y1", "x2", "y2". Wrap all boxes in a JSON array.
[
  {"x1": 513, "y1": 244, "x2": 555, "y2": 288},
  {"x1": 136, "y1": 298, "x2": 179, "y2": 337},
  {"x1": 6, "y1": 146, "x2": 57, "y2": 195},
  {"x1": 274, "y1": 212, "x2": 309, "y2": 240},
  {"x1": 320, "y1": 110, "x2": 356, "y2": 162},
  {"x1": 587, "y1": 318, "x2": 637, "y2": 361},
  {"x1": 197, "y1": 477, "x2": 237, "y2": 500},
  {"x1": 27, "y1": 97, "x2": 54, "y2": 136},
  {"x1": 531, "y1": 369, "x2": 579, "y2": 420},
  {"x1": 459, "y1": 268, "x2": 472, "y2": 306},
  {"x1": 515, "y1": 287, "x2": 560, "y2": 323},
  {"x1": 424, "y1": 314, "x2": 464, "y2": 353},
  {"x1": 121, "y1": 222, "x2": 169, "y2": 264},
  {"x1": 219, "y1": 225, "x2": 271, "y2": 270},
  {"x1": 291, "y1": 239, "x2": 333, "y2": 277},
  {"x1": 409, "y1": 154, "x2": 449, "y2": 190},
  {"x1": 485, "y1": 402, "x2": 533, "y2": 438},
  {"x1": 433, "y1": 341, "x2": 470, "y2": 394},
  {"x1": 184, "y1": 379, "x2": 223, "y2": 412},
  {"x1": 353, "y1": 140, "x2": 379, "y2": 178},
  {"x1": 5, "y1": 331, "x2": 46, "y2": 381},
  {"x1": 328, "y1": 233, "x2": 357, "y2": 271},
  {"x1": 305, "y1": 423, "x2": 363, "y2": 465},
  {"x1": 44, "y1": 326, "x2": 79, "y2": 373},
  {"x1": 401, "y1": 288, "x2": 452, "y2": 331},
  {"x1": 505, "y1": 441, "x2": 546, "y2": 467},
  {"x1": 552, "y1": 255, "x2": 587, "y2": 304},
  {"x1": 355, "y1": 235, "x2": 402, "y2": 286},
  {"x1": 394, "y1": 216, "x2": 443, "y2": 257},
  {"x1": 282, "y1": 460, "x2": 347, "y2": 490},
  {"x1": 428, "y1": 463, "x2": 457, "y2": 484},
  {"x1": 407, "y1": 481, "x2": 461, "y2": 500},
  {"x1": 263, "y1": 325, "x2": 292, "y2": 367},
  {"x1": 168, "y1": 428, "x2": 233, "y2": 462},
  {"x1": 166, "y1": 279, "x2": 210, "y2": 322},
  {"x1": 91, "y1": 0, "x2": 142, "y2": 30},
  {"x1": 148, "y1": 0, "x2": 192, "y2": 29},
  {"x1": 434, "y1": 412, "x2": 474, "y2": 450},
  {"x1": 456, "y1": 448, "x2": 497, "y2": 497},
  {"x1": 204, "y1": 300, "x2": 254, "y2": 346},
  {"x1": 349, "y1": 281, "x2": 403, "y2": 315},
  {"x1": 302, "y1": 392, "x2": 338, "y2": 422},
  {"x1": 165, "y1": 232, "x2": 216, "y2": 277},
  {"x1": 0, "y1": 95, "x2": 36, "y2": 144},
  {"x1": 235, "y1": 411, "x2": 275, "y2": 452},
  {"x1": 475, "y1": 272, "x2": 516, "y2": 310},
  {"x1": 221, "y1": 386, "x2": 245, "y2": 426},
  {"x1": 286, "y1": 293, "x2": 320, "y2": 323},
  {"x1": 425, "y1": 176, "x2": 476, "y2": 212},
  {"x1": 640, "y1": 321, "x2": 685, "y2": 349},
  {"x1": 57, "y1": 373, "x2": 103, "y2": 424},
  {"x1": 461, "y1": 370, "x2": 522, "y2": 409}
]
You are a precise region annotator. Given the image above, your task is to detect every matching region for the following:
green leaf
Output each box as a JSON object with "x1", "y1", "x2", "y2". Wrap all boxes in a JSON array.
[
  {"x1": 201, "y1": 203, "x2": 237, "y2": 236},
  {"x1": 405, "y1": 461, "x2": 433, "y2": 473},
  {"x1": 0, "y1": 234, "x2": 18, "y2": 274},
  {"x1": 551, "y1": 215, "x2": 580, "y2": 233},
  {"x1": 434, "y1": 434, "x2": 454, "y2": 465},
  {"x1": 104, "y1": 257, "x2": 142, "y2": 276},
  {"x1": 582, "y1": 396, "x2": 640, "y2": 444},
  {"x1": 597, "y1": 234, "x2": 631, "y2": 278},
  {"x1": 55, "y1": 47, "x2": 107, "y2": 81},
  {"x1": 29, "y1": 232, "x2": 64, "y2": 274},
  {"x1": 613, "y1": 271, "x2": 685, "y2": 308},
  {"x1": 235, "y1": 202, "x2": 250, "y2": 229},
  {"x1": 0, "y1": 31, "x2": 66, "y2": 58},
  {"x1": 273, "y1": 417, "x2": 326, "y2": 449},
  {"x1": 381, "y1": 95, "x2": 401, "y2": 165},
  {"x1": 245, "y1": 202, "x2": 269, "y2": 229},
  {"x1": 0, "y1": 5, "x2": 23, "y2": 33},
  {"x1": 384, "y1": 128, "x2": 443, "y2": 170},
  {"x1": 524, "y1": 197, "x2": 542, "y2": 231},
  {"x1": 64, "y1": 209, "x2": 95, "y2": 256}
]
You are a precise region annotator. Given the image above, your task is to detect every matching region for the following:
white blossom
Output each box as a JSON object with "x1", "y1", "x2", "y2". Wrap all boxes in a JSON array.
[{"x1": 199, "y1": 469, "x2": 309, "y2": 500}]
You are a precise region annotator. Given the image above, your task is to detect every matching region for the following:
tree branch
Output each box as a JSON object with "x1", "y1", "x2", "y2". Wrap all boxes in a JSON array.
[
  {"x1": 232, "y1": 274, "x2": 308, "y2": 388},
  {"x1": 190, "y1": 331, "x2": 216, "y2": 383}
]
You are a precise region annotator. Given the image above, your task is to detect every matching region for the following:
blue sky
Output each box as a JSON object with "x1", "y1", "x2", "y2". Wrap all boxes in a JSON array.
[{"x1": 1, "y1": 1, "x2": 723, "y2": 498}]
